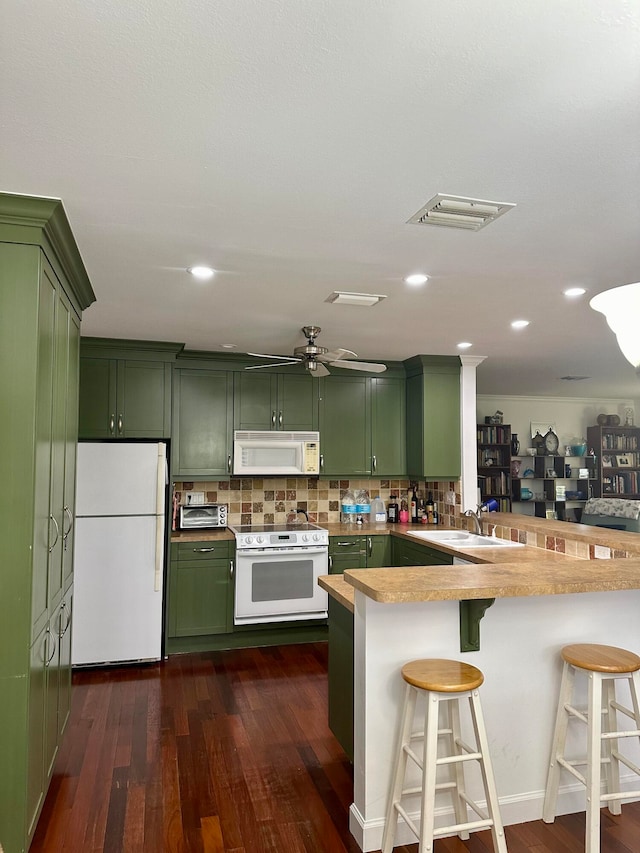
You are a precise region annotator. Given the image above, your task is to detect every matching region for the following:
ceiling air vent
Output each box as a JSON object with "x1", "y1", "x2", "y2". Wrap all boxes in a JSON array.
[{"x1": 407, "y1": 194, "x2": 516, "y2": 231}]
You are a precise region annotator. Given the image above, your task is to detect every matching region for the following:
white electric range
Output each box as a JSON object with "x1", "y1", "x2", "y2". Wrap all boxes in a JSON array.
[{"x1": 231, "y1": 522, "x2": 329, "y2": 625}]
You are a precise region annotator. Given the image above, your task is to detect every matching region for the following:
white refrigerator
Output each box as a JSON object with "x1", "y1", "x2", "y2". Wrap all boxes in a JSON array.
[{"x1": 72, "y1": 442, "x2": 168, "y2": 666}]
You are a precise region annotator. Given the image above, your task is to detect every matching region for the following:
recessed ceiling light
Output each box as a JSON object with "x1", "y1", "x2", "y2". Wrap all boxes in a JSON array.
[
  {"x1": 511, "y1": 319, "x2": 530, "y2": 329},
  {"x1": 404, "y1": 274, "x2": 429, "y2": 286},
  {"x1": 187, "y1": 266, "x2": 215, "y2": 280},
  {"x1": 457, "y1": 342, "x2": 473, "y2": 349},
  {"x1": 563, "y1": 287, "x2": 586, "y2": 297},
  {"x1": 325, "y1": 291, "x2": 386, "y2": 307}
]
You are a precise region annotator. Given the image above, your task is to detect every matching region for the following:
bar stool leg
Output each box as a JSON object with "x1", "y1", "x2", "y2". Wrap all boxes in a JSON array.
[
  {"x1": 469, "y1": 689, "x2": 509, "y2": 853},
  {"x1": 419, "y1": 691, "x2": 441, "y2": 851},
  {"x1": 586, "y1": 671, "x2": 604, "y2": 853},
  {"x1": 382, "y1": 684, "x2": 417, "y2": 853},
  {"x1": 543, "y1": 660, "x2": 575, "y2": 823},
  {"x1": 448, "y1": 697, "x2": 470, "y2": 840},
  {"x1": 602, "y1": 678, "x2": 621, "y2": 816}
]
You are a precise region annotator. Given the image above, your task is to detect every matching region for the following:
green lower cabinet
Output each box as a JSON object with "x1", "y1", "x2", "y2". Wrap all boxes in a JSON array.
[
  {"x1": 391, "y1": 535, "x2": 454, "y2": 567},
  {"x1": 329, "y1": 536, "x2": 366, "y2": 574},
  {"x1": 329, "y1": 534, "x2": 391, "y2": 572},
  {"x1": 168, "y1": 542, "x2": 234, "y2": 638},
  {"x1": 327, "y1": 597, "x2": 354, "y2": 761}
]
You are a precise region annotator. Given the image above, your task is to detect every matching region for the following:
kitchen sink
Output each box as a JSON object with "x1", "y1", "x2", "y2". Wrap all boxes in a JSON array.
[{"x1": 406, "y1": 530, "x2": 524, "y2": 548}]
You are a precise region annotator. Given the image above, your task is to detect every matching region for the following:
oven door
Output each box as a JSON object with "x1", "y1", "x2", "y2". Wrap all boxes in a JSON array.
[{"x1": 234, "y1": 546, "x2": 328, "y2": 624}]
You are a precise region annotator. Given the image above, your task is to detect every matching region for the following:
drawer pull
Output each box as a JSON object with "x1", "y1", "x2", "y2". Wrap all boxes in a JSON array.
[{"x1": 193, "y1": 547, "x2": 216, "y2": 553}]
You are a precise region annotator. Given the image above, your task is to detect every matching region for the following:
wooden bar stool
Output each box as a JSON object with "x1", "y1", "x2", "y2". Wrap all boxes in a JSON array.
[
  {"x1": 543, "y1": 643, "x2": 640, "y2": 853},
  {"x1": 382, "y1": 658, "x2": 508, "y2": 853}
]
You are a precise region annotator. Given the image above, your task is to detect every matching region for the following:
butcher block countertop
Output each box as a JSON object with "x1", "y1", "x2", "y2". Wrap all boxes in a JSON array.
[{"x1": 341, "y1": 558, "x2": 640, "y2": 605}]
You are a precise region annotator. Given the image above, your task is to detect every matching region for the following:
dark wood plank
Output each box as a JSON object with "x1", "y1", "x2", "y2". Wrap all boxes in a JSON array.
[{"x1": 30, "y1": 643, "x2": 640, "y2": 853}]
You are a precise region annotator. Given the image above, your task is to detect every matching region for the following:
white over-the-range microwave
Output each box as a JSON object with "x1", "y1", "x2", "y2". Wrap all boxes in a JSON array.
[{"x1": 233, "y1": 430, "x2": 320, "y2": 476}]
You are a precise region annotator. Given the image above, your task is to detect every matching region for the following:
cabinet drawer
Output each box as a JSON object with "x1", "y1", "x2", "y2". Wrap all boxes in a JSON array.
[
  {"x1": 329, "y1": 536, "x2": 365, "y2": 556},
  {"x1": 172, "y1": 541, "x2": 231, "y2": 561}
]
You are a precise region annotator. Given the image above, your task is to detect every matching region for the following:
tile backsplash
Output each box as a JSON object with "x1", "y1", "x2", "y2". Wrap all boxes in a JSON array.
[{"x1": 172, "y1": 478, "x2": 462, "y2": 527}]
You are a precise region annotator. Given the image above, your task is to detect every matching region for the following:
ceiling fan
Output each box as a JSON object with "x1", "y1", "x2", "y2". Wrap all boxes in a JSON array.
[{"x1": 245, "y1": 325, "x2": 387, "y2": 377}]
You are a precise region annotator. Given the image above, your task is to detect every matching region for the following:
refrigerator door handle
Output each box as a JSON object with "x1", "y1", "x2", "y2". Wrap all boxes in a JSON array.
[{"x1": 154, "y1": 444, "x2": 167, "y2": 592}]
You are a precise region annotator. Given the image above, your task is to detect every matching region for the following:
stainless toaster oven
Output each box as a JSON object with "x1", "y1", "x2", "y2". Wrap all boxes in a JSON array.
[{"x1": 179, "y1": 503, "x2": 228, "y2": 529}]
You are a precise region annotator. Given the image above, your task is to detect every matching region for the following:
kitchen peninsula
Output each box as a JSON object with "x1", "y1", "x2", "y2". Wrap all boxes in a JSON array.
[{"x1": 319, "y1": 518, "x2": 640, "y2": 853}]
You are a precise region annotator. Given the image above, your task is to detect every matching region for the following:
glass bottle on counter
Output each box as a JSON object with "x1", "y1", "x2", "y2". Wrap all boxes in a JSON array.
[{"x1": 387, "y1": 495, "x2": 398, "y2": 523}]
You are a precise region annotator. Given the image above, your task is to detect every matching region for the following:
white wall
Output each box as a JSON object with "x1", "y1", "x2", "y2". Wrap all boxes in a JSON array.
[{"x1": 477, "y1": 395, "x2": 638, "y2": 453}]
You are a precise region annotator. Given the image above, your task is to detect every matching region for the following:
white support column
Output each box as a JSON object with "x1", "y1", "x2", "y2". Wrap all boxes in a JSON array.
[{"x1": 459, "y1": 356, "x2": 486, "y2": 512}]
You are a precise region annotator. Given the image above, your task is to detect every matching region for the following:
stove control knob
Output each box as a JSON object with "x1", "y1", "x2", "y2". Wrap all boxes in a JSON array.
[
  {"x1": 256, "y1": 536, "x2": 265, "y2": 544},
  {"x1": 313, "y1": 533, "x2": 321, "y2": 542},
  {"x1": 301, "y1": 534, "x2": 310, "y2": 542},
  {"x1": 245, "y1": 536, "x2": 254, "y2": 545}
]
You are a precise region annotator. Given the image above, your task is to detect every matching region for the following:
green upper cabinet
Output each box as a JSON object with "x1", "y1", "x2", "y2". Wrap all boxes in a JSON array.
[
  {"x1": 404, "y1": 355, "x2": 461, "y2": 480},
  {"x1": 319, "y1": 375, "x2": 371, "y2": 476},
  {"x1": 319, "y1": 373, "x2": 406, "y2": 477},
  {"x1": 234, "y1": 371, "x2": 318, "y2": 431},
  {"x1": 172, "y1": 368, "x2": 233, "y2": 478},
  {"x1": 371, "y1": 377, "x2": 406, "y2": 477},
  {"x1": 78, "y1": 339, "x2": 181, "y2": 439}
]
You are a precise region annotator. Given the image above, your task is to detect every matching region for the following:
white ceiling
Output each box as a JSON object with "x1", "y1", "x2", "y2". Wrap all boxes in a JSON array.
[{"x1": 2, "y1": 0, "x2": 640, "y2": 399}]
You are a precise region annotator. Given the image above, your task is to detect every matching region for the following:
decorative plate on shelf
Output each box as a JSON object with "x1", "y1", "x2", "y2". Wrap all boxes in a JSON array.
[{"x1": 544, "y1": 427, "x2": 559, "y2": 455}]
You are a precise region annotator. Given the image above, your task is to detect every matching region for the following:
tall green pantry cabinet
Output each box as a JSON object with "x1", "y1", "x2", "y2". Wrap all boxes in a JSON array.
[{"x1": 0, "y1": 194, "x2": 95, "y2": 853}]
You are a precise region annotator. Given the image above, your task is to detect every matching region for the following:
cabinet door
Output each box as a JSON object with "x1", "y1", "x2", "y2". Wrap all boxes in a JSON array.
[
  {"x1": 366, "y1": 535, "x2": 391, "y2": 568},
  {"x1": 117, "y1": 360, "x2": 171, "y2": 438},
  {"x1": 172, "y1": 369, "x2": 233, "y2": 477},
  {"x1": 56, "y1": 592, "x2": 73, "y2": 741},
  {"x1": 234, "y1": 372, "x2": 278, "y2": 430},
  {"x1": 168, "y1": 557, "x2": 233, "y2": 636},
  {"x1": 278, "y1": 373, "x2": 317, "y2": 431},
  {"x1": 78, "y1": 357, "x2": 117, "y2": 438},
  {"x1": 319, "y1": 376, "x2": 370, "y2": 475},
  {"x1": 62, "y1": 311, "x2": 80, "y2": 589},
  {"x1": 371, "y1": 377, "x2": 406, "y2": 476},
  {"x1": 391, "y1": 537, "x2": 452, "y2": 567},
  {"x1": 234, "y1": 372, "x2": 317, "y2": 431},
  {"x1": 329, "y1": 536, "x2": 366, "y2": 573},
  {"x1": 32, "y1": 263, "x2": 57, "y2": 641},
  {"x1": 27, "y1": 627, "x2": 47, "y2": 839}
]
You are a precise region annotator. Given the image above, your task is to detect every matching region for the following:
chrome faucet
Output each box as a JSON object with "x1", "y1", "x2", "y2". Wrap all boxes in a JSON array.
[
  {"x1": 463, "y1": 507, "x2": 483, "y2": 535},
  {"x1": 297, "y1": 508, "x2": 309, "y2": 522}
]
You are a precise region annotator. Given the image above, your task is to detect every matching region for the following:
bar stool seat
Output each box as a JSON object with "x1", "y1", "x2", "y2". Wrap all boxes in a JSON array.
[
  {"x1": 543, "y1": 643, "x2": 640, "y2": 853},
  {"x1": 382, "y1": 658, "x2": 508, "y2": 852}
]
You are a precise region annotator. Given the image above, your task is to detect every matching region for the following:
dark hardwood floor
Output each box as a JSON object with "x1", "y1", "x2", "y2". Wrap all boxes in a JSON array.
[{"x1": 32, "y1": 643, "x2": 640, "y2": 852}]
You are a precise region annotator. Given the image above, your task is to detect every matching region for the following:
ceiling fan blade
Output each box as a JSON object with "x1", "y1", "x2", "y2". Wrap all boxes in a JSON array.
[
  {"x1": 329, "y1": 359, "x2": 387, "y2": 373},
  {"x1": 314, "y1": 362, "x2": 330, "y2": 377},
  {"x1": 245, "y1": 360, "x2": 303, "y2": 371},
  {"x1": 246, "y1": 352, "x2": 300, "y2": 361},
  {"x1": 321, "y1": 347, "x2": 358, "y2": 362}
]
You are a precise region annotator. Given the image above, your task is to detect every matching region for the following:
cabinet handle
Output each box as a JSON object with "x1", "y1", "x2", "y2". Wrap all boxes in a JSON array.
[
  {"x1": 63, "y1": 505, "x2": 74, "y2": 550},
  {"x1": 367, "y1": 536, "x2": 372, "y2": 558},
  {"x1": 228, "y1": 455, "x2": 232, "y2": 473},
  {"x1": 48, "y1": 514, "x2": 60, "y2": 553},
  {"x1": 320, "y1": 454, "x2": 324, "y2": 471},
  {"x1": 109, "y1": 414, "x2": 115, "y2": 434},
  {"x1": 58, "y1": 601, "x2": 71, "y2": 638},
  {"x1": 230, "y1": 560, "x2": 234, "y2": 577},
  {"x1": 272, "y1": 410, "x2": 276, "y2": 427},
  {"x1": 117, "y1": 413, "x2": 123, "y2": 434},
  {"x1": 278, "y1": 411, "x2": 283, "y2": 428},
  {"x1": 193, "y1": 547, "x2": 216, "y2": 553},
  {"x1": 372, "y1": 455, "x2": 377, "y2": 473},
  {"x1": 329, "y1": 555, "x2": 333, "y2": 570},
  {"x1": 336, "y1": 541, "x2": 353, "y2": 546},
  {"x1": 44, "y1": 628, "x2": 57, "y2": 665}
]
